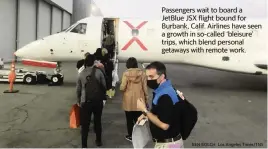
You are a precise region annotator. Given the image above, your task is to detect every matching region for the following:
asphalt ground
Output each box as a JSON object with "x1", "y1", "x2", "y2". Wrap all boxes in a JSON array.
[{"x1": 0, "y1": 62, "x2": 266, "y2": 148}]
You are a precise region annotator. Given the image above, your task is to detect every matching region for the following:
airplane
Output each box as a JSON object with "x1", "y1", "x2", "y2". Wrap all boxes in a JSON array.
[{"x1": 14, "y1": 16, "x2": 267, "y2": 85}]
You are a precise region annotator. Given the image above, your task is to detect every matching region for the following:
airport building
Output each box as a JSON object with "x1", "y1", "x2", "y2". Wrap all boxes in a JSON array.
[{"x1": 0, "y1": 0, "x2": 73, "y2": 62}]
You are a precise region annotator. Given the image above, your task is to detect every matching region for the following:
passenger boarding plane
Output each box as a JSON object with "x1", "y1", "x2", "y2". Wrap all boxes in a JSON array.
[{"x1": 14, "y1": 16, "x2": 267, "y2": 85}]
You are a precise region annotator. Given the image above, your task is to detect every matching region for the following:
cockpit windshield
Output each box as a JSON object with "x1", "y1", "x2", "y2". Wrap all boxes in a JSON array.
[{"x1": 64, "y1": 23, "x2": 78, "y2": 32}]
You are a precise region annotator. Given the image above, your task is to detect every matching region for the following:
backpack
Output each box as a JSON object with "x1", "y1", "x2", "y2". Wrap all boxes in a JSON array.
[
  {"x1": 173, "y1": 89, "x2": 198, "y2": 140},
  {"x1": 85, "y1": 67, "x2": 106, "y2": 102}
]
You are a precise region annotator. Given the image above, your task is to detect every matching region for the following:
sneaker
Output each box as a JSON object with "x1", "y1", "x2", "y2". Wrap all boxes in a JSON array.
[{"x1": 125, "y1": 135, "x2": 132, "y2": 142}]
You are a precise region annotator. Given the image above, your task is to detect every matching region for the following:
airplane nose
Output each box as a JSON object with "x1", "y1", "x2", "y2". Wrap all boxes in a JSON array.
[
  {"x1": 14, "y1": 49, "x2": 20, "y2": 57},
  {"x1": 14, "y1": 48, "x2": 27, "y2": 58},
  {"x1": 14, "y1": 40, "x2": 42, "y2": 59}
]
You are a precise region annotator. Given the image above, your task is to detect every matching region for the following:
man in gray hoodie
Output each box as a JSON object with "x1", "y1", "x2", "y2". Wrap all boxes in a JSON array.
[{"x1": 76, "y1": 54, "x2": 107, "y2": 147}]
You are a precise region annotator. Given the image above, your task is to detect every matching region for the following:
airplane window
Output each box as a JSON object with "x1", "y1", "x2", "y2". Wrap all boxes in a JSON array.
[
  {"x1": 65, "y1": 23, "x2": 77, "y2": 32},
  {"x1": 70, "y1": 23, "x2": 87, "y2": 34}
]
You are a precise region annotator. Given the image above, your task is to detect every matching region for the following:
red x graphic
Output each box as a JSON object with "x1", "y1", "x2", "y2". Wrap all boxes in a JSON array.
[{"x1": 121, "y1": 21, "x2": 148, "y2": 51}]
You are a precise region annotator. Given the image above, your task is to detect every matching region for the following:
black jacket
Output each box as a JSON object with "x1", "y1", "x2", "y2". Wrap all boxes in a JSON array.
[{"x1": 76, "y1": 59, "x2": 85, "y2": 69}]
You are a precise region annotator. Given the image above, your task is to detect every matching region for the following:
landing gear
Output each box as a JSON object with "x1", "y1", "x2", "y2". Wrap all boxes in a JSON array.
[{"x1": 48, "y1": 62, "x2": 64, "y2": 86}]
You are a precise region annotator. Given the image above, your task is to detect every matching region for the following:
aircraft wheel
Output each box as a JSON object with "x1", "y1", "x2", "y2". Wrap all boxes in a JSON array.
[{"x1": 24, "y1": 74, "x2": 37, "y2": 85}]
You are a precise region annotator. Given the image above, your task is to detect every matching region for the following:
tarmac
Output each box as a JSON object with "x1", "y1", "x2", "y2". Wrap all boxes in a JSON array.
[{"x1": 0, "y1": 62, "x2": 266, "y2": 148}]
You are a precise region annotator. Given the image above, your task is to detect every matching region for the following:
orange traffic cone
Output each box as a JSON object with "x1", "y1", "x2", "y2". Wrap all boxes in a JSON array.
[{"x1": 3, "y1": 60, "x2": 19, "y2": 93}]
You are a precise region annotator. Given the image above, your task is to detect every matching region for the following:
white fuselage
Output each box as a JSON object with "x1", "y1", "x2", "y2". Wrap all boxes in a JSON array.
[{"x1": 14, "y1": 16, "x2": 267, "y2": 75}]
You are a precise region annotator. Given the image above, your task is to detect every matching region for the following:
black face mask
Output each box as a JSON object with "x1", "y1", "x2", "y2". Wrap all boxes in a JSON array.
[{"x1": 147, "y1": 79, "x2": 159, "y2": 90}]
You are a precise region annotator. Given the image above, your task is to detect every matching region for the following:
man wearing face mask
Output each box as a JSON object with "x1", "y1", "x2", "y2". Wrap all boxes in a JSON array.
[{"x1": 136, "y1": 61, "x2": 183, "y2": 148}]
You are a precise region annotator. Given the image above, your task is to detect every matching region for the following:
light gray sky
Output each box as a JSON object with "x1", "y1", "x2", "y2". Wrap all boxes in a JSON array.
[{"x1": 94, "y1": 0, "x2": 266, "y2": 19}]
